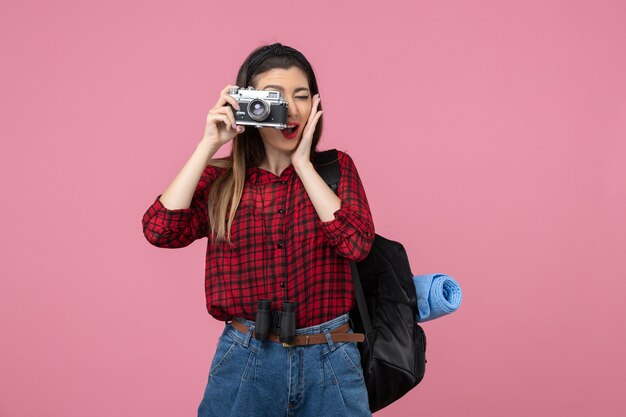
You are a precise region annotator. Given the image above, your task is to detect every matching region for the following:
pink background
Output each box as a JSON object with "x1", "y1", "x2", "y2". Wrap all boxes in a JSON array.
[{"x1": 1, "y1": 0, "x2": 625, "y2": 416}]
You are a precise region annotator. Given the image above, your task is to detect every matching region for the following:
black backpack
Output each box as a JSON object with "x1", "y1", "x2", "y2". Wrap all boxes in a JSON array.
[{"x1": 314, "y1": 149, "x2": 427, "y2": 413}]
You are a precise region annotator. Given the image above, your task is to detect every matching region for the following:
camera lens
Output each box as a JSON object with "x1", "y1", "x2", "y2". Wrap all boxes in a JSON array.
[
  {"x1": 248, "y1": 99, "x2": 270, "y2": 121},
  {"x1": 252, "y1": 102, "x2": 264, "y2": 115}
]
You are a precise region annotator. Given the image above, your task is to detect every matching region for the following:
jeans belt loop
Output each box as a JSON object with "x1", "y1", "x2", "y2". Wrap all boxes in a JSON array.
[
  {"x1": 324, "y1": 328, "x2": 336, "y2": 351},
  {"x1": 242, "y1": 323, "x2": 253, "y2": 348}
]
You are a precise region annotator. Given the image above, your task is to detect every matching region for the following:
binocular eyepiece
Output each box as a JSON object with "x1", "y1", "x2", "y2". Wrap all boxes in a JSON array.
[
  {"x1": 279, "y1": 302, "x2": 296, "y2": 345},
  {"x1": 255, "y1": 300, "x2": 272, "y2": 341},
  {"x1": 254, "y1": 299, "x2": 296, "y2": 345}
]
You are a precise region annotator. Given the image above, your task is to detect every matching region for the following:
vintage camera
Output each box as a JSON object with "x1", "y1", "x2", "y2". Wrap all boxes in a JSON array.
[{"x1": 228, "y1": 86, "x2": 288, "y2": 129}]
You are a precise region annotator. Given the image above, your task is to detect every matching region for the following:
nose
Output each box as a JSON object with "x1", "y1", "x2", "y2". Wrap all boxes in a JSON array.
[{"x1": 286, "y1": 98, "x2": 299, "y2": 119}]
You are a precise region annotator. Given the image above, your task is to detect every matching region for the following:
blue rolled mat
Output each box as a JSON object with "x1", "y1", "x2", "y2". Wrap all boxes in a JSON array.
[{"x1": 413, "y1": 273, "x2": 462, "y2": 322}]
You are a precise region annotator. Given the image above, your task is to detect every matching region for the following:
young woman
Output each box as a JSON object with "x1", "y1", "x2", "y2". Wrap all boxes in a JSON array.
[{"x1": 141, "y1": 43, "x2": 375, "y2": 417}]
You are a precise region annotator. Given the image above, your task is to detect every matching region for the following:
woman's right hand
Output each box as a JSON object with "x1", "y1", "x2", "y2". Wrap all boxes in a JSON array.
[{"x1": 201, "y1": 84, "x2": 246, "y2": 147}]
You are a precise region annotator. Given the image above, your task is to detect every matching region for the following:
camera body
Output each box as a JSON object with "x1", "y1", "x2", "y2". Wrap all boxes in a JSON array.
[{"x1": 228, "y1": 87, "x2": 288, "y2": 129}]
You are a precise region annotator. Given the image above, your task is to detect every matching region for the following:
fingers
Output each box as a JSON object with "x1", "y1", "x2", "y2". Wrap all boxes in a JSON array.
[
  {"x1": 210, "y1": 84, "x2": 241, "y2": 131},
  {"x1": 211, "y1": 106, "x2": 237, "y2": 129},
  {"x1": 303, "y1": 94, "x2": 322, "y2": 135},
  {"x1": 311, "y1": 110, "x2": 323, "y2": 127},
  {"x1": 304, "y1": 111, "x2": 323, "y2": 137},
  {"x1": 307, "y1": 93, "x2": 321, "y2": 124},
  {"x1": 215, "y1": 84, "x2": 241, "y2": 110},
  {"x1": 207, "y1": 112, "x2": 237, "y2": 133},
  {"x1": 218, "y1": 92, "x2": 241, "y2": 111}
]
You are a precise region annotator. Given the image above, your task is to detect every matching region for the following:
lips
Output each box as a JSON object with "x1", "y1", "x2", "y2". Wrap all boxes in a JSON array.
[{"x1": 281, "y1": 122, "x2": 300, "y2": 140}]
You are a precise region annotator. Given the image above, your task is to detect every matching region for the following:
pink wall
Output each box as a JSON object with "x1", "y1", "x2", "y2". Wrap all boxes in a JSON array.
[{"x1": 2, "y1": 0, "x2": 625, "y2": 416}]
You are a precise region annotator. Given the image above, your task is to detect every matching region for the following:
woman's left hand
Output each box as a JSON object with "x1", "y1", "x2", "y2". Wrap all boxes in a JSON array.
[{"x1": 291, "y1": 94, "x2": 322, "y2": 169}]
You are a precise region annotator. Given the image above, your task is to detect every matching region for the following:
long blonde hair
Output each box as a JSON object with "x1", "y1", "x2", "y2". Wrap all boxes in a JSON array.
[{"x1": 207, "y1": 43, "x2": 324, "y2": 243}]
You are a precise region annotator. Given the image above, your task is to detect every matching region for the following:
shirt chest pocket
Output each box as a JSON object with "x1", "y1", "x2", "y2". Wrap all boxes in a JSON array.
[{"x1": 290, "y1": 202, "x2": 325, "y2": 245}]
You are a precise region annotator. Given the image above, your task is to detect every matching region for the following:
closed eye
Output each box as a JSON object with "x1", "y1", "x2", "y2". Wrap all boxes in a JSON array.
[{"x1": 295, "y1": 96, "x2": 310, "y2": 100}]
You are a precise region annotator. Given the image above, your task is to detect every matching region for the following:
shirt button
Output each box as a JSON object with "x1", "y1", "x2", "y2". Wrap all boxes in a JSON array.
[
  {"x1": 280, "y1": 282, "x2": 286, "y2": 288},
  {"x1": 277, "y1": 242, "x2": 285, "y2": 249},
  {"x1": 281, "y1": 180, "x2": 287, "y2": 185},
  {"x1": 278, "y1": 209, "x2": 285, "y2": 214}
]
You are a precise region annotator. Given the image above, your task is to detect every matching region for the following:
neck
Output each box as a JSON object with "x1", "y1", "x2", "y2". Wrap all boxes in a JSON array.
[{"x1": 258, "y1": 149, "x2": 292, "y2": 176}]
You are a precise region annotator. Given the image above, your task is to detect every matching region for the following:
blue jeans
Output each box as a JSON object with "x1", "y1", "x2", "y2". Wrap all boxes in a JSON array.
[{"x1": 197, "y1": 313, "x2": 372, "y2": 417}]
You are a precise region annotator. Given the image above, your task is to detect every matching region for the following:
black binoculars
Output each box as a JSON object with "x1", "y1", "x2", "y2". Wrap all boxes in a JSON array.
[{"x1": 255, "y1": 299, "x2": 296, "y2": 345}]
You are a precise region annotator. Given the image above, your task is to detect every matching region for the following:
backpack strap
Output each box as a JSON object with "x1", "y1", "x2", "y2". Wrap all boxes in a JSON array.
[
  {"x1": 313, "y1": 149, "x2": 340, "y2": 194},
  {"x1": 313, "y1": 149, "x2": 374, "y2": 338},
  {"x1": 350, "y1": 262, "x2": 373, "y2": 336}
]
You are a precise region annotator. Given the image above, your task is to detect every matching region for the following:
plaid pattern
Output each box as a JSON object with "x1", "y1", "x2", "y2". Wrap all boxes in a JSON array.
[{"x1": 142, "y1": 150, "x2": 375, "y2": 327}]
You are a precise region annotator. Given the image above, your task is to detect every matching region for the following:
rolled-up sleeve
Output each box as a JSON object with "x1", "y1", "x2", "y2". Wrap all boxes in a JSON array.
[
  {"x1": 319, "y1": 151, "x2": 375, "y2": 261},
  {"x1": 141, "y1": 166, "x2": 217, "y2": 248}
]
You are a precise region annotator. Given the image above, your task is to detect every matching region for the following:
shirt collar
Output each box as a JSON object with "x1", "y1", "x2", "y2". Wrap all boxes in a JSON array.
[{"x1": 246, "y1": 164, "x2": 296, "y2": 186}]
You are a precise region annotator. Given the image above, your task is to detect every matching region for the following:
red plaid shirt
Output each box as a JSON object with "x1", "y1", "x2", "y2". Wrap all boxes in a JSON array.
[{"x1": 141, "y1": 150, "x2": 375, "y2": 327}]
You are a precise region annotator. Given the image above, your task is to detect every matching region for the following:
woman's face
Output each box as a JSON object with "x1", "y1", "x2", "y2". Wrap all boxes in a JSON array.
[{"x1": 252, "y1": 66, "x2": 313, "y2": 155}]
